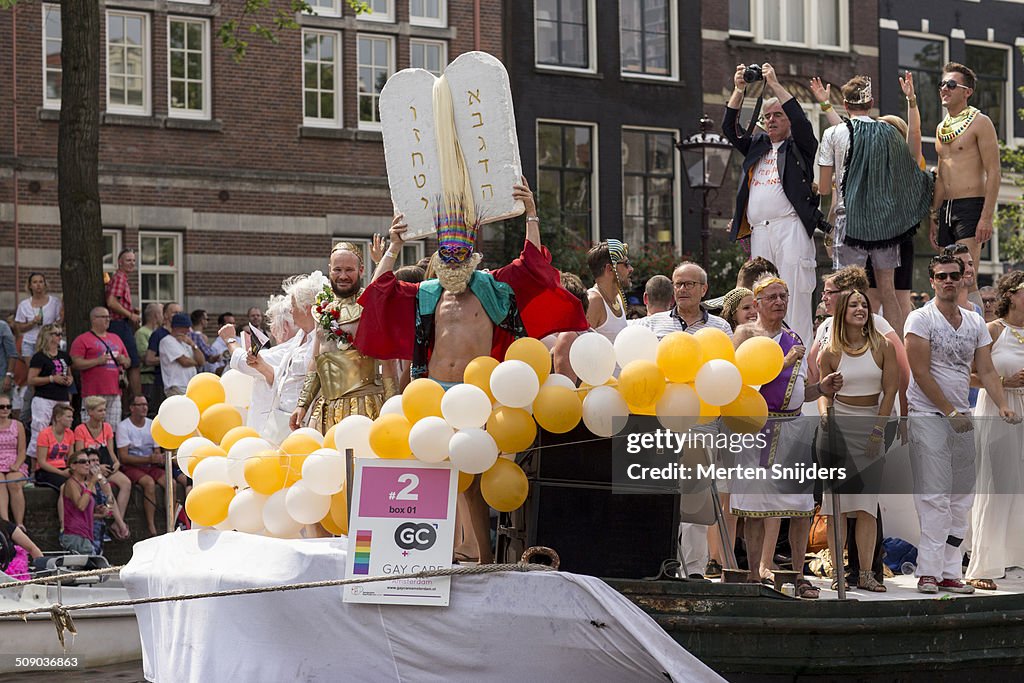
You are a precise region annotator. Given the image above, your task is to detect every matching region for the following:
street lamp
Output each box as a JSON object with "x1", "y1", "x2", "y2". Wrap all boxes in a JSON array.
[{"x1": 675, "y1": 114, "x2": 734, "y2": 271}]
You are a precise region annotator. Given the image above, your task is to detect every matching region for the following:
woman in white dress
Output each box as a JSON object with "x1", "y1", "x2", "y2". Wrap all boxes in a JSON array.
[
  {"x1": 966, "y1": 271, "x2": 1024, "y2": 590},
  {"x1": 818, "y1": 290, "x2": 898, "y2": 592}
]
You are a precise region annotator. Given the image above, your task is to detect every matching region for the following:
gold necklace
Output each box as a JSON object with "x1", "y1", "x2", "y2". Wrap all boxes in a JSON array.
[
  {"x1": 1004, "y1": 320, "x2": 1024, "y2": 344},
  {"x1": 600, "y1": 286, "x2": 621, "y2": 314},
  {"x1": 938, "y1": 106, "x2": 979, "y2": 143}
]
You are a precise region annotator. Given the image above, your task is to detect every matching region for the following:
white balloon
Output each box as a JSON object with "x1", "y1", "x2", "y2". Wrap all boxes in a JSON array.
[
  {"x1": 695, "y1": 359, "x2": 743, "y2": 406},
  {"x1": 489, "y1": 360, "x2": 540, "y2": 409},
  {"x1": 302, "y1": 448, "x2": 346, "y2": 495},
  {"x1": 543, "y1": 374, "x2": 577, "y2": 390},
  {"x1": 656, "y1": 383, "x2": 701, "y2": 433},
  {"x1": 214, "y1": 519, "x2": 234, "y2": 531},
  {"x1": 192, "y1": 456, "x2": 230, "y2": 486},
  {"x1": 176, "y1": 436, "x2": 215, "y2": 474},
  {"x1": 581, "y1": 386, "x2": 629, "y2": 438},
  {"x1": 263, "y1": 489, "x2": 303, "y2": 537},
  {"x1": 221, "y1": 369, "x2": 255, "y2": 408},
  {"x1": 291, "y1": 427, "x2": 325, "y2": 446},
  {"x1": 408, "y1": 416, "x2": 454, "y2": 463},
  {"x1": 569, "y1": 333, "x2": 616, "y2": 386},
  {"x1": 227, "y1": 437, "x2": 274, "y2": 488},
  {"x1": 380, "y1": 394, "x2": 405, "y2": 416},
  {"x1": 614, "y1": 325, "x2": 659, "y2": 368},
  {"x1": 158, "y1": 395, "x2": 201, "y2": 436},
  {"x1": 227, "y1": 489, "x2": 268, "y2": 534},
  {"x1": 333, "y1": 414, "x2": 375, "y2": 458},
  {"x1": 448, "y1": 428, "x2": 499, "y2": 474},
  {"x1": 440, "y1": 384, "x2": 491, "y2": 430},
  {"x1": 285, "y1": 481, "x2": 332, "y2": 524}
]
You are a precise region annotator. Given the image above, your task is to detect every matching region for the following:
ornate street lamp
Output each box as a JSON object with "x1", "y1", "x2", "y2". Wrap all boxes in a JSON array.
[{"x1": 675, "y1": 115, "x2": 734, "y2": 271}]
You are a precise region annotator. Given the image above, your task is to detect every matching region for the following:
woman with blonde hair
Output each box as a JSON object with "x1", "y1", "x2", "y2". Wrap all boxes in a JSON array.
[
  {"x1": 26, "y1": 324, "x2": 74, "y2": 459},
  {"x1": 74, "y1": 395, "x2": 132, "y2": 526}
]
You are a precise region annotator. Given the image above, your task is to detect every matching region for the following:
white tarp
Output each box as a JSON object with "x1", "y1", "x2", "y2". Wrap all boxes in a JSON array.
[{"x1": 123, "y1": 531, "x2": 723, "y2": 682}]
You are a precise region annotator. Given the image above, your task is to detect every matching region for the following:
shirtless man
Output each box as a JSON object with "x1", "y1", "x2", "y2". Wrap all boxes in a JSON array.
[{"x1": 931, "y1": 62, "x2": 1001, "y2": 306}]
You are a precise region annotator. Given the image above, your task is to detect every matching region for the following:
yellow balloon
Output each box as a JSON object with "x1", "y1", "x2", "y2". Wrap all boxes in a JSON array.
[
  {"x1": 185, "y1": 481, "x2": 235, "y2": 527},
  {"x1": 402, "y1": 378, "x2": 445, "y2": 424},
  {"x1": 151, "y1": 417, "x2": 191, "y2": 450},
  {"x1": 721, "y1": 386, "x2": 769, "y2": 434},
  {"x1": 505, "y1": 337, "x2": 551, "y2": 385},
  {"x1": 323, "y1": 424, "x2": 339, "y2": 452},
  {"x1": 532, "y1": 386, "x2": 582, "y2": 433},
  {"x1": 329, "y1": 489, "x2": 348, "y2": 534},
  {"x1": 486, "y1": 407, "x2": 537, "y2": 453},
  {"x1": 657, "y1": 332, "x2": 703, "y2": 384},
  {"x1": 627, "y1": 401, "x2": 657, "y2": 416},
  {"x1": 694, "y1": 327, "x2": 736, "y2": 363},
  {"x1": 199, "y1": 404, "x2": 243, "y2": 444},
  {"x1": 186, "y1": 373, "x2": 226, "y2": 413},
  {"x1": 320, "y1": 511, "x2": 345, "y2": 536},
  {"x1": 618, "y1": 360, "x2": 666, "y2": 408},
  {"x1": 244, "y1": 450, "x2": 288, "y2": 495},
  {"x1": 578, "y1": 378, "x2": 616, "y2": 402},
  {"x1": 480, "y1": 459, "x2": 529, "y2": 512},
  {"x1": 735, "y1": 336, "x2": 785, "y2": 386},
  {"x1": 188, "y1": 444, "x2": 228, "y2": 476},
  {"x1": 457, "y1": 470, "x2": 474, "y2": 493},
  {"x1": 368, "y1": 413, "x2": 413, "y2": 459},
  {"x1": 220, "y1": 426, "x2": 260, "y2": 453},
  {"x1": 464, "y1": 356, "x2": 499, "y2": 403},
  {"x1": 283, "y1": 455, "x2": 307, "y2": 486},
  {"x1": 697, "y1": 390, "x2": 721, "y2": 425},
  {"x1": 280, "y1": 432, "x2": 321, "y2": 456}
]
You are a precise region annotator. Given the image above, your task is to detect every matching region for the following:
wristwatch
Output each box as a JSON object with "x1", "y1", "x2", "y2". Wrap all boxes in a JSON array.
[{"x1": 226, "y1": 337, "x2": 238, "y2": 345}]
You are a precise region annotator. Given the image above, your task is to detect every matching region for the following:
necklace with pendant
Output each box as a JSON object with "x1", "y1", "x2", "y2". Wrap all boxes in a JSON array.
[{"x1": 938, "y1": 106, "x2": 979, "y2": 143}]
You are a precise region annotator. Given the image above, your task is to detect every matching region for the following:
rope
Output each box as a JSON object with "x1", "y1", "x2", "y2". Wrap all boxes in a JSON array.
[{"x1": 0, "y1": 565, "x2": 125, "y2": 590}]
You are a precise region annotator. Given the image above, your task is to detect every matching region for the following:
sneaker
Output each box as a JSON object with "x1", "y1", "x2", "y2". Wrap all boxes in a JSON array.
[
  {"x1": 917, "y1": 576, "x2": 939, "y2": 594},
  {"x1": 937, "y1": 578, "x2": 975, "y2": 594}
]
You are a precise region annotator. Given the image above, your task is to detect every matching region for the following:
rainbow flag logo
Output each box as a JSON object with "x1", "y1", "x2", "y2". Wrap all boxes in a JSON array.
[{"x1": 353, "y1": 530, "x2": 372, "y2": 575}]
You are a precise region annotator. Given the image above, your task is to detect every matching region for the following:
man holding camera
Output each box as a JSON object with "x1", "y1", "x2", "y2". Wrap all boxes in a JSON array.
[{"x1": 723, "y1": 63, "x2": 823, "y2": 348}]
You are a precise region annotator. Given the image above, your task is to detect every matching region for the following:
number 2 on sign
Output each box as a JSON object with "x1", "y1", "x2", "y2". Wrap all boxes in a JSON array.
[{"x1": 395, "y1": 474, "x2": 420, "y2": 501}]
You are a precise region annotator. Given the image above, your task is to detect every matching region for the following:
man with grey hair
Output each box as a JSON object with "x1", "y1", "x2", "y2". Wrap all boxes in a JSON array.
[
  {"x1": 633, "y1": 263, "x2": 732, "y2": 340},
  {"x1": 643, "y1": 275, "x2": 674, "y2": 315}
]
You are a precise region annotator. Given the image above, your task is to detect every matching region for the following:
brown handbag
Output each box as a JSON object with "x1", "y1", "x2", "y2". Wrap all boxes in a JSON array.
[{"x1": 807, "y1": 505, "x2": 829, "y2": 554}]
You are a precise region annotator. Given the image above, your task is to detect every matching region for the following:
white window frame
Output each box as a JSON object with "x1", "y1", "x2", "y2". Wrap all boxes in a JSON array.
[
  {"x1": 964, "y1": 39, "x2": 1013, "y2": 144},
  {"x1": 897, "y1": 30, "x2": 949, "y2": 144},
  {"x1": 358, "y1": 0, "x2": 395, "y2": 23},
  {"x1": 102, "y1": 229, "x2": 123, "y2": 273},
  {"x1": 42, "y1": 3, "x2": 62, "y2": 109},
  {"x1": 536, "y1": 118, "x2": 601, "y2": 245},
  {"x1": 409, "y1": 38, "x2": 447, "y2": 76},
  {"x1": 302, "y1": 29, "x2": 343, "y2": 128},
  {"x1": 357, "y1": 33, "x2": 394, "y2": 131},
  {"x1": 618, "y1": 0, "x2": 680, "y2": 81},
  {"x1": 308, "y1": 0, "x2": 342, "y2": 18},
  {"x1": 534, "y1": 0, "x2": 598, "y2": 74},
  {"x1": 728, "y1": 0, "x2": 754, "y2": 37},
  {"x1": 754, "y1": 0, "x2": 850, "y2": 52},
  {"x1": 399, "y1": 241, "x2": 426, "y2": 268},
  {"x1": 168, "y1": 0, "x2": 211, "y2": 4},
  {"x1": 106, "y1": 10, "x2": 151, "y2": 116},
  {"x1": 137, "y1": 231, "x2": 183, "y2": 308},
  {"x1": 166, "y1": 16, "x2": 211, "y2": 120},
  {"x1": 621, "y1": 125, "x2": 681, "y2": 249},
  {"x1": 409, "y1": 0, "x2": 446, "y2": 28}
]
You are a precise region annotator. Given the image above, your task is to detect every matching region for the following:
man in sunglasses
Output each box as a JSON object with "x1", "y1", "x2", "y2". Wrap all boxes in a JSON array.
[
  {"x1": 904, "y1": 254, "x2": 1017, "y2": 595},
  {"x1": 931, "y1": 63, "x2": 1000, "y2": 307}
]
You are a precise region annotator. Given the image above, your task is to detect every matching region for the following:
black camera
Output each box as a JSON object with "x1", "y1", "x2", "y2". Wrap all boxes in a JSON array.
[{"x1": 743, "y1": 64, "x2": 763, "y2": 83}]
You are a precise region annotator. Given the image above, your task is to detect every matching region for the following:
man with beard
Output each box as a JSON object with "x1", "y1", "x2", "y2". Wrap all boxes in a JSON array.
[{"x1": 289, "y1": 243, "x2": 393, "y2": 432}]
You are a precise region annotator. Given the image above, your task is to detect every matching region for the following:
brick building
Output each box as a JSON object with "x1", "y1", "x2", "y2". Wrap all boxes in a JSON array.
[{"x1": 0, "y1": 0, "x2": 502, "y2": 320}]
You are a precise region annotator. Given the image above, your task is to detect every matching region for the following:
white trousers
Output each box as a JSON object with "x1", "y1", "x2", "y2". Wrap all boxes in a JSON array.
[
  {"x1": 909, "y1": 412, "x2": 976, "y2": 580},
  {"x1": 677, "y1": 522, "x2": 709, "y2": 577},
  {"x1": 750, "y1": 216, "x2": 816, "y2": 347},
  {"x1": 28, "y1": 396, "x2": 61, "y2": 459}
]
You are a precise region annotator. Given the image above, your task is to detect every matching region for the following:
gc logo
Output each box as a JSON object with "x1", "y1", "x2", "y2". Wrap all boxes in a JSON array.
[{"x1": 395, "y1": 522, "x2": 436, "y2": 551}]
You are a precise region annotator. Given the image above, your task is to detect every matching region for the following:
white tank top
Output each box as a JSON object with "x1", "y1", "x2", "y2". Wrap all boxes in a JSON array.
[
  {"x1": 837, "y1": 348, "x2": 883, "y2": 398},
  {"x1": 588, "y1": 286, "x2": 628, "y2": 343}
]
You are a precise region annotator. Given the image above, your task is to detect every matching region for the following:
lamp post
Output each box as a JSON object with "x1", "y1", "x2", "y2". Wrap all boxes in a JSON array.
[{"x1": 675, "y1": 114, "x2": 734, "y2": 271}]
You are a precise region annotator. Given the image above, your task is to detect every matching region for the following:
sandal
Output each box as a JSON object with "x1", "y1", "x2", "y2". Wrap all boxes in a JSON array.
[
  {"x1": 858, "y1": 570, "x2": 887, "y2": 592},
  {"x1": 704, "y1": 559, "x2": 723, "y2": 578},
  {"x1": 831, "y1": 574, "x2": 848, "y2": 591},
  {"x1": 966, "y1": 578, "x2": 998, "y2": 591},
  {"x1": 795, "y1": 578, "x2": 820, "y2": 600}
]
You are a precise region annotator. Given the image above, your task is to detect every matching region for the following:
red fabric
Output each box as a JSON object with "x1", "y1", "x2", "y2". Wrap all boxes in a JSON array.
[
  {"x1": 105, "y1": 270, "x2": 132, "y2": 321},
  {"x1": 355, "y1": 274, "x2": 419, "y2": 360},
  {"x1": 70, "y1": 331, "x2": 127, "y2": 397}
]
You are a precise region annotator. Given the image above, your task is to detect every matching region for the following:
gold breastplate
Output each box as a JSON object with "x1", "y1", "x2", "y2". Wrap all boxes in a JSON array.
[{"x1": 316, "y1": 348, "x2": 377, "y2": 400}]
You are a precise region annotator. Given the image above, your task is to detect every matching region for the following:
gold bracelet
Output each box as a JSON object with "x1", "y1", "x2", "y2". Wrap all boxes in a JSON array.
[{"x1": 820, "y1": 101, "x2": 833, "y2": 112}]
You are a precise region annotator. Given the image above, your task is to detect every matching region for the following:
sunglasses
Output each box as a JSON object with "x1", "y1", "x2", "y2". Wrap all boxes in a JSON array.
[
  {"x1": 933, "y1": 272, "x2": 963, "y2": 282},
  {"x1": 939, "y1": 80, "x2": 969, "y2": 91},
  {"x1": 73, "y1": 459, "x2": 90, "y2": 465},
  {"x1": 942, "y1": 244, "x2": 970, "y2": 255},
  {"x1": 0, "y1": 405, "x2": 11, "y2": 410},
  {"x1": 51, "y1": 331, "x2": 63, "y2": 337}
]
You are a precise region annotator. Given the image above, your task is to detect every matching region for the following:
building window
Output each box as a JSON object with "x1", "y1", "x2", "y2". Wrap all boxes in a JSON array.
[
  {"x1": 168, "y1": 18, "x2": 210, "y2": 119},
  {"x1": 620, "y1": 0, "x2": 675, "y2": 78},
  {"x1": 106, "y1": 11, "x2": 150, "y2": 115},
  {"x1": 729, "y1": 0, "x2": 752, "y2": 35},
  {"x1": 303, "y1": 30, "x2": 341, "y2": 127},
  {"x1": 410, "y1": 39, "x2": 446, "y2": 77},
  {"x1": 622, "y1": 128, "x2": 675, "y2": 247},
  {"x1": 357, "y1": 34, "x2": 393, "y2": 129},
  {"x1": 536, "y1": 0, "x2": 593, "y2": 70},
  {"x1": 42, "y1": 4, "x2": 62, "y2": 108},
  {"x1": 537, "y1": 121, "x2": 595, "y2": 246},
  {"x1": 758, "y1": 0, "x2": 846, "y2": 50},
  {"x1": 102, "y1": 229, "x2": 123, "y2": 273},
  {"x1": 359, "y1": 0, "x2": 395, "y2": 23},
  {"x1": 400, "y1": 242, "x2": 425, "y2": 268},
  {"x1": 309, "y1": 0, "x2": 341, "y2": 17},
  {"x1": 138, "y1": 232, "x2": 182, "y2": 308},
  {"x1": 410, "y1": 0, "x2": 446, "y2": 27},
  {"x1": 898, "y1": 35, "x2": 946, "y2": 138},
  {"x1": 965, "y1": 44, "x2": 1009, "y2": 142}
]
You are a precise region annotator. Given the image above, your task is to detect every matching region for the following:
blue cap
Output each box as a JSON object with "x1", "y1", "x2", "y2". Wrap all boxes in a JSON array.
[{"x1": 170, "y1": 313, "x2": 192, "y2": 329}]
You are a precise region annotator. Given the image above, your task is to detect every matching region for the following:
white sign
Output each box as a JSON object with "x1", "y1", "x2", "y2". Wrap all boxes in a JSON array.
[
  {"x1": 380, "y1": 51, "x2": 524, "y2": 240},
  {"x1": 343, "y1": 459, "x2": 458, "y2": 606}
]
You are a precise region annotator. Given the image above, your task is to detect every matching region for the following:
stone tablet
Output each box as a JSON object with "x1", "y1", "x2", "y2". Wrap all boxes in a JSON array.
[{"x1": 380, "y1": 51, "x2": 524, "y2": 240}]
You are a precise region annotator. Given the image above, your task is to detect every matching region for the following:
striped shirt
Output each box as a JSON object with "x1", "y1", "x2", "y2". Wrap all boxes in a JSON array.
[{"x1": 632, "y1": 307, "x2": 733, "y2": 340}]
